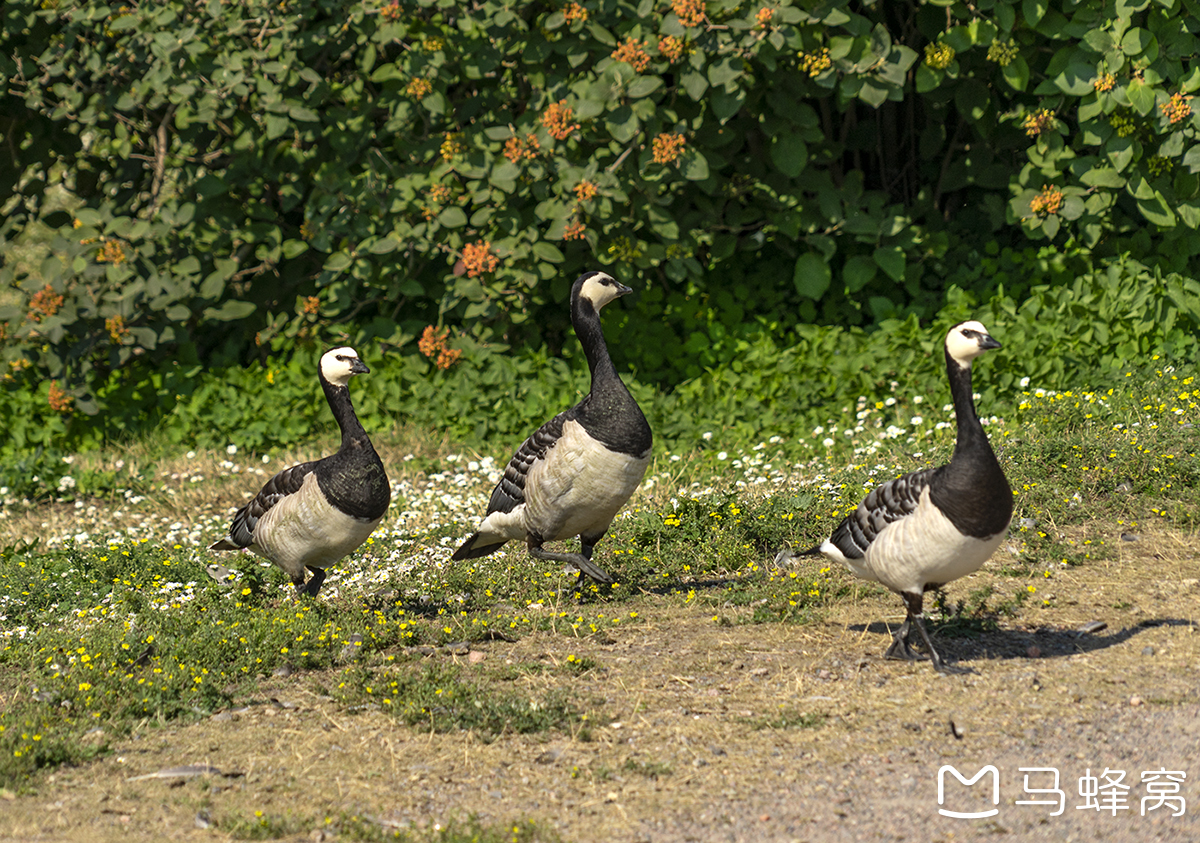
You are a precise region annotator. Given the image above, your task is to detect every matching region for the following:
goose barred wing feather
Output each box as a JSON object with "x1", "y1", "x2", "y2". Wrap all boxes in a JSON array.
[
  {"x1": 827, "y1": 466, "x2": 939, "y2": 559},
  {"x1": 485, "y1": 411, "x2": 570, "y2": 514},
  {"x1": 211, "y1": 461, "x2": 318, "y2": 549}
]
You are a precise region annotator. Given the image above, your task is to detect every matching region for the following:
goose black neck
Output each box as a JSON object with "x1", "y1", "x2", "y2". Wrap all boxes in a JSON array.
[
  {"x1": 320, "y1": 375, "x2": 371, "y2": 451},
  {"x1": 572, "y1": 295, "x2": 620, "y2": 388},
  {"x1": 945, "y1": 348, "x2": 989, "y2": 461}
]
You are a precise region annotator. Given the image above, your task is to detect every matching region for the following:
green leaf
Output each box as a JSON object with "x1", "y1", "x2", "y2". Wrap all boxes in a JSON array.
[
  {"x1": 873, "y1": 246, "x2": 906, "y2": 282},
  {"x1": 792, "y1": 252, "x2": 831, "y2": 300},
  {"x1": 707, "y1": 57, "x2": 742, "y2": 90},
  {"x1": 438, "y1": 207, "x2": 468, "y2": 228},
  {"x1": 1022, "y1": 0, "x2": 1047, "y2": 26},
  {"x1": 680, "y1": 149, "x2": 710, "y2": 181},
  {"x1": 843, "y1": 255, "x2": 876, "y2": 292},
  {"x1": 532, "y1": 241, "x2": 564, "y2": 263},
  {"x1": 1081, "y1": 166, "x2": 1125, "y2": 188},
  {"x1": 681, "y1": 71, "x2": 709, "y2": 100},
  {"x1": 1136, "y1": 191, "x2": 1176, "y2": 226},
  {"x1": 769, "y1": 135, "x2": 808, "y2": 178},
  {"x1": 627, "y1": 76, "x2": 663, "y2": 98},
  {"x1": 1183, "y1": 144, "x2": 1200, "y2": 173},
  {"x1": 288, "y1": 103, "x2": 320, "y2": 123},
  {"x1": 203, "y1": 301, "x2": 257, "y2": 321},
  {"x1": 281, "y1": 239, "x2": 309, "y2": 259},
  {"x1": 1054, "y1": 63, "x2": 1098, "y2": 96},
  {"x1": 1002, "y1": 56, "x2": 1030, "y2": 91},
  {"x1": 711, "y1": 88, "x2": 746, "y2": 123},
  {"x1": 1126, "y1": 78, "x2": 1155, "y2": 115},
  {"x1": 1107, "y1": 136, "x2": 1135, "y2": 172},
  {"x1": 915, "y1": 64, "x2": 942, "y2": 94},
  {"x1": 1120, "y1": 27, "x2": 1155, "y2": 57},
  {"x1": 324, "y1": 252, "x2": 352, "y2": 272}
]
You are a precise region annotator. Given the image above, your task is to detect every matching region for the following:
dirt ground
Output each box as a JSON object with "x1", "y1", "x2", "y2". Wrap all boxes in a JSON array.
[{"x1": 3, "y1": 528, "x2": 1199, "y2": 843}]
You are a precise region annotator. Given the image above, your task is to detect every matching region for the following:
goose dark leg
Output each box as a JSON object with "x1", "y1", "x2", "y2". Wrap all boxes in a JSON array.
[
  {"x1": 301, "y1": 566, "x2": 326, "y2": 597},
  {"x1": 898, "y1": 591, "x2": 972, "y2": 675},
  {"x1": 527, "y1": 538, "x2": 615, "y2": 585},
  {"x1": 883, "y1": 614, "x2": 927, "y2": 662}
]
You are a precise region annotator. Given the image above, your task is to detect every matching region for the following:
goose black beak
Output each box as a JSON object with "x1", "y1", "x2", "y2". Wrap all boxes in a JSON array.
[
  {"x1": 350, "y1": 358, "x2": 371, "y2": 375},
  {"x1": 979, "y1": 335, "x2": 1001, "y2": 351}
]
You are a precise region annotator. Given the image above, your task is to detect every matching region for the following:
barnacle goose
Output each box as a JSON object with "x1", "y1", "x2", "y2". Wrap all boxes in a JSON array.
[
  {"x1": 451, "y1": 270, "x2": 652, "y2": 585},
  {"x1": 780, "y1": 321, "x2": 1011, "y2": 674},
  {"x1": 209, "y1": 347, "x2": 390, "y2": 596}
]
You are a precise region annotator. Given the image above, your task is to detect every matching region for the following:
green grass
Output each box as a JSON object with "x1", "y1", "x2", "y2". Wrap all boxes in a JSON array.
[{"x1": 0, "y1": 361, "x2": 1196, "y2": 787}]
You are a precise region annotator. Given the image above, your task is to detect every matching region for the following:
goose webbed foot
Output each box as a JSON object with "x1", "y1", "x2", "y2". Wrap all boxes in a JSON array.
[
  {"x1": 293, "y1": 567, "x2": 326, "y2": 597},
  {"x1": 899, "y1": 592, "x2": 974, "y2": 675},
  {"x1": 883, "y1": 619, "x2": 928, "y2": 662},
  {"x1": 528, "y1": 541, "x2": 615, "y2": 585}
]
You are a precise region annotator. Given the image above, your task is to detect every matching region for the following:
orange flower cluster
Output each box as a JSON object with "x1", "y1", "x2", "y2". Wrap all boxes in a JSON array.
[
  {"x1": 96, "y1": 240, "x2": 127, "y2": 263},
  {"x1": 300, "y1": 220, "x2": 316, "y2": 240},
  {"x1": 1029, "y1": 185, "x2": 1064, "y2": 216},
  {"x1": 611, "y1": 37, "x2": 651, "y2": 72},
  {"x1": 673, "y1": 0, "x2": 706, "y2": 28},
  {"x1": 563, "y1": 1, "x2": 588, "y2": 23},
  {"x1": 428, "y1": 184, "x2": 452, "y2": 204},
  {"x1": 574, "y1": 180, "x2": 598, "y2": 201},
  {"x1": 542, "y1": 100, "x2": 580, "y2": 140},
  {"x1": 658, "y1": 35, "x2": 684, "y2": 63},
  {"x1": 105, "y1": 314, "x2": 129, "y2": 342},
  {"x1": 652, "y1": 132, "x2": 686, "y2": 165},
  {"x1": 418, "y1": 325, "x2": 462, "y2": 370},
  {"x1": 48, "y1": 381, "x2": 73, "y2": 413},
  {"x1": 1093, "y1": 73, "x2": 1115, "y2": 93},
  {"x1": 755, "y1": 7, "x2": 774, "y2": 27},
  {"x1": 380, "y1": 0, "x2": 401, "y2": 22},
  {"x1": 28, "y1": 285, "x2": 63, "y2": 321},
  {"x1": 440, "y1": 132, "x2": 464, "y2": 161},
  {"x1": 1022, "y1": 108, "x2": 1057, "y2": 137},
  {"x1": 504, "y1": 133, "x2": 541, "y2": 164},
  {"x1": 406, "y1": 78, "x2": 432, "y2": 98},
  {"x1": 563, "y1": 218, "x2": 587, "y2": 241},
  {"x1": 462, "y1": 240, "x2": 499, "y2": 277},
  {"x1": 1161, "y1": 92, "x2": 1193, "y2": 125},
  {"x1": 302, "y1": 296, "x2": 320, "y2": 315}
]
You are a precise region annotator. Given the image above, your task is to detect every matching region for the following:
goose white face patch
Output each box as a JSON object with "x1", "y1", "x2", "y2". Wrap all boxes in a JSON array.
[
  {"x1": 945, "y1": 320, "x2": 995, "y2": 368},
  {"x1": 320, "y1": 346, "x2": 364, "y2": 387},
  {"x1": 578, "y1": 272, "x2": 625, "y2": 311}
]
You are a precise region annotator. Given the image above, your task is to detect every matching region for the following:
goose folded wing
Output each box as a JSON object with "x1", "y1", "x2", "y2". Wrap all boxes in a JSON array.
[
  {"x1": 224, "y1": 461, "x2": 318, "y2": 547},
  {"x1": 828, "y1": 466, "x2": 939, "y2": 559},
  {"x1": 486, "y1": 411, "x2": 570, "y2": 514}
]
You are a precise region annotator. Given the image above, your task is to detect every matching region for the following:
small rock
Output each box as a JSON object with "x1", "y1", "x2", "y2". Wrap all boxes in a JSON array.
[
  {"x1": 195, "y1": 811, "x2": 212, "y2": 829},
  {"x1": 534, "y1": 749, "x2": 561, "y2": 764},
  {"x1": 1018, "y1": 517, "x2": 1037, "y2": 529},
  {"x1": 1142, "y1": 645, "x2": 1156, "y2": 656},
  {"x1": 467, "y1": 651, "x2": 486, "y2": 664},
  {"x1": 749, "y1": 667, "x2": 769, "y2": 678},
  {"x1": 444, "y1": 642, "x2": 469, "y2": 656},
  {"x1": 1121, "y1": 533, "x2": 1141, "y2": 542},
  {"x1": 273, "y1": 664, "x2": 293, "y2": 678},
  {"x1": 204, "y1": 564, "x2": 235, "y2": 585},
  {"x1": 338, "y1": 634, "x2": 365, "y2": 663},
  {"x1": 1130, "y1": 695, "x2": 1144, "y2": 706},
  {"x1": 1027, "y1": 645, "x2": 1042, "y2": 659},
  {"x1": 1115, "y1": 481, "x2": 1133, "y2": 494},
  {"x1": 1076, "y1": 620, "x2": 1108, "y2": 635}
]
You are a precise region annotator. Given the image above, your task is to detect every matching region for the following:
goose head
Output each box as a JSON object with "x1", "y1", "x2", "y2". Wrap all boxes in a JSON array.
[
  {"x1": 320, "y1": 347, "x2": 370, "y2": 387},
  {"x1": 945, "y1": 321, "x2": 1001, "y2": 369},
  {"x1": 573, "y1": 270, "x2": 632, "y2": 312}
]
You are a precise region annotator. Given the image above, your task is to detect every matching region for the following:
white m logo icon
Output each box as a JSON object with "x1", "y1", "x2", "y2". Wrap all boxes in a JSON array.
[{"x1": 938, "y1": 765, "x2": 1000, "y2": 818}]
